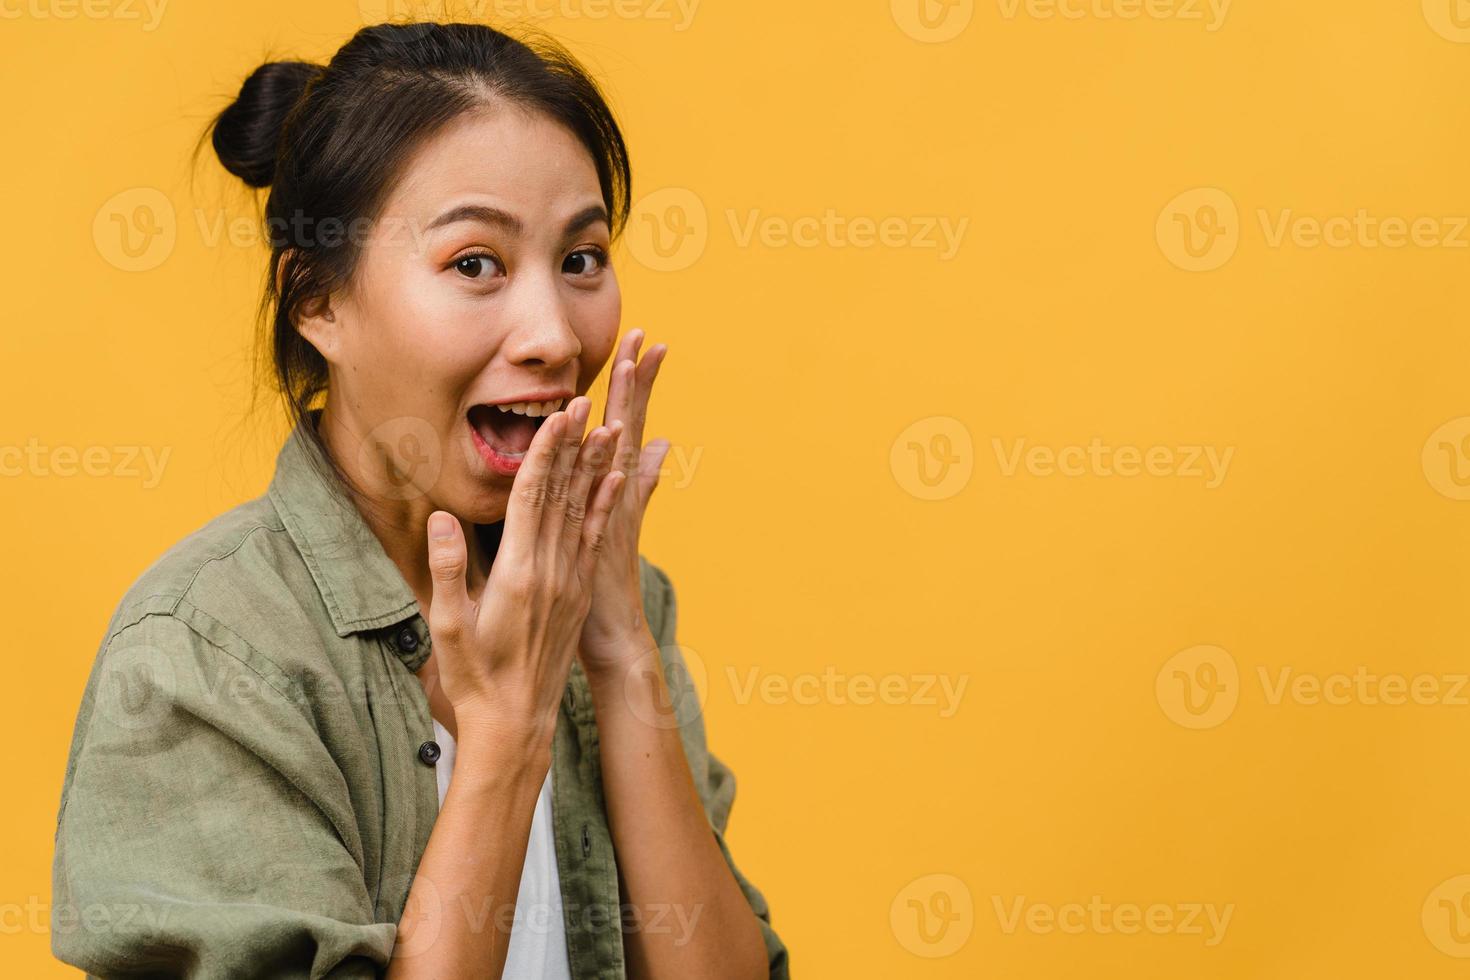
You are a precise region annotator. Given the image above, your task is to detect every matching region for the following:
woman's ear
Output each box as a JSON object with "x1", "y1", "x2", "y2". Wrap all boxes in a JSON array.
[
  {"x1": 275, "y1": 249, "x2": 342, "y2": 362},
  {"x1": 295, "y1": 293, "x2": 341, "y2": 361}
]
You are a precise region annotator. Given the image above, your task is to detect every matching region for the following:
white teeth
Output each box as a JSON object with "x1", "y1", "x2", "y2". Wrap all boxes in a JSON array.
[{"x1": 493, "y1": 398, "x2": 564, "y2": 417}]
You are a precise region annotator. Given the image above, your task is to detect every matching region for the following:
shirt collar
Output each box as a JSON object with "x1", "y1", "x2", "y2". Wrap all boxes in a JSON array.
[{"x1": 266, "y1": 408, "x2": 421, "y2": 639}]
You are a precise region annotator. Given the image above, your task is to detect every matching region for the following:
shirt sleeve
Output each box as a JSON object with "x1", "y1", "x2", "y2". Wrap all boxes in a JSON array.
[
  {"x1": 51, "y1": 609, "x2": 397, "y2": 979},
  {"x1": 639, "y1": 557, "x2": 792, "y2": 979}
]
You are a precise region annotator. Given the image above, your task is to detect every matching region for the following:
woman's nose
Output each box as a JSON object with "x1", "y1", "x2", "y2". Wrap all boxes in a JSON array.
[{"x1": 500, "y1": 272, "x2": 582, "y2": 367}]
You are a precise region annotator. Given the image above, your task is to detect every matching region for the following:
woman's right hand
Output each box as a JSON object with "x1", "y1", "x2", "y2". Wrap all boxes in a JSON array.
[{"x1": 423, "y1": 395, "x2": 626, "y2": 750}]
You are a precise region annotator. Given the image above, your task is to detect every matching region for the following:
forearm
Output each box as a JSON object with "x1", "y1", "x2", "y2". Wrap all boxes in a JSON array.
[
  {"x1": 585, "y1": 638, "x2": 768, "y2": 980},
  {"x1": 386, "y1": 724, "x2": 549, "y2": 980}
]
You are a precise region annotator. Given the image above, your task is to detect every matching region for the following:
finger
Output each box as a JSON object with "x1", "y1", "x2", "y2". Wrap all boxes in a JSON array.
[
  {"x1": 425, "y1": 511, "x2": 471, "y2": 648},
  {"x1": 599, "y1": 329, "x2": 643, "y2": 427},
  {"x1": 502, "y1": 410, "x2": 567, "y2": 556},
  {"x1": 542, "y1": 396, "x2": 591, "y2": 529},
  {"x1": 619, "y1": 326, "x2": 645, "y2": 365},
  {"x1": 600, "y1": 326, "x2": 642, "y2": 438},
  {"x1": 590, "y1": 332, "x2": 648, "y2": 504},
  {"x1": 607, "y1": 359, "x2": 639, "y2": 475},
  {"x1": 621, "y1": 327, "x2": 646, "y2": 374},
  {"x1": 636, "y1": 438, "x2": 672, "y2": 508},
  {"x1": 577, "y1": 469, "x2": 628, "y2": 583},
  {"x1": 619, "y1": 344, "x2": 667, "y2": 474},
  {"x1": 562, "y1": 421, "x2": 620, "y2": 555}
]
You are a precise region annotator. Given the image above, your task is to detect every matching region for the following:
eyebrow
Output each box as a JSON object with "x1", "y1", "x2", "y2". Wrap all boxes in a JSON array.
[{"x1": 425, "y1": 203, "x2": 609, "y2": 238}]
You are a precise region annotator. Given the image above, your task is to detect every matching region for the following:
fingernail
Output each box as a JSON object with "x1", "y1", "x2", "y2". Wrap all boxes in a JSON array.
[{"x1": 429, "y1": 513, "x2": 456, "y2": 539}]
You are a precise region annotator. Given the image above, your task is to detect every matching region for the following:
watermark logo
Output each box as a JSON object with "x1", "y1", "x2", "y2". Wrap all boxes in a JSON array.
[
  {"x1": 94, "y1": 187, "x2": 176, "y2": 272},
  {"x1": 891, "y1": 416, "x2": 974, "y2": 500},
  {"x1": 359, "y1": 416, "x2": 443, "y2": 501},
  {"x1": 1161, "y1": 189, "x2": 1470, "y2": 271},
  {"x1": 891, "y1": 0, "x2": 974, "y2": 43},
  {"x1": 1156, "y1": 644, "x2": 1238, "y2": 730},
  {"x1": 1423, "y1": 0, "x2": 1470, "y2": 42},
  {"x1": 1423, "y1": 416, "x2": 1470, "y2": 500},
  {"x1": 1157, "y1": 653, "x2": 1470, "y2": 727},
  {"x1": 627, "y1": 187, "x2": 708, "y2": 272},
  {"x1": 625, "y1": 190, "x2": 968, "y2": 270},
  {"x1": 377, "y1": 870, "x2": 442, "y2": 957},
  {"x1": 1157, "y1": 187, "x2": 1239, "y2": 272},
  {"x1": 94, "y1": 643, "x2": 177, "y2": 735},
  {"x1": 891, "y1": 873, "x2": 974, "y2": 957},
  {"x1": 625, "y1": 643, "x2": 708, "y2": 730},
  {"x1": 1424, "y1": 875, "x2": 1470, "y2": 957}
]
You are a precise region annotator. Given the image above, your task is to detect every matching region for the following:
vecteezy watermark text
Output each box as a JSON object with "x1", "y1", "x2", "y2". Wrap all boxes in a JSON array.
[
  {"x1": 995, "y1": 0, "x2": 1230, "y2": 31},
  {"x1": 992, "y1": 437, "x2": 1234, "y2": 489},
  {"x1": 726, "y1": 666, "x2": 968, "y2": 717},
  {"x1": 0, "y1": 439, "x2": 171, "y2": 488},
  {"x1": 992, "y1": 895, "x2": 1234, "y2": 946}
]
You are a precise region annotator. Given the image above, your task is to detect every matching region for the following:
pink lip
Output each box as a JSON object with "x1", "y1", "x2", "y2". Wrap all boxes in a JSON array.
[
  {"x1": 465, "y1": 391, "x2": 577, "y2": 478},
  {"x1": 468, "y1": 417, "x2": 525, "y2": 477}
]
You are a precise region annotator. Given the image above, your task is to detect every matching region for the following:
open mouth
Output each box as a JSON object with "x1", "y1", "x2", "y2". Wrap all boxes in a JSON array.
[{"x1": 467, "y1": 397, "x2": 567, "y2": 474}]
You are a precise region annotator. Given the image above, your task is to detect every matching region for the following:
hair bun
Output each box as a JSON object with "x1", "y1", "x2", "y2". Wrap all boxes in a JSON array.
[{"x1": 212, "y1": 60, "x2": 320, "y2": 188}]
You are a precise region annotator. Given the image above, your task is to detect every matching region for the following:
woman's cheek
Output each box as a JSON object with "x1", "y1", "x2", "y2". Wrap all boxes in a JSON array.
[
  {"x1": 392, "y1": 276, "x2": 475, "y2": 361},
  {"x1": 580, "y1": 282, "x2": 623, "y2": 366}
]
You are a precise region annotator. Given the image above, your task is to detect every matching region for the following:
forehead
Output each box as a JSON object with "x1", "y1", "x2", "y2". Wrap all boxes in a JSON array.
[{"x1": 382, "y1": 103, "x2": 602, "y2": 223}]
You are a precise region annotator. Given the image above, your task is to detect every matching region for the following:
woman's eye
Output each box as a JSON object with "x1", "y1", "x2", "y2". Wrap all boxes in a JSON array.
[
  {"x1": 564, "y1": 247, "x2": 608, "y2": 278},
  {"x1": 453, "y1": 253, "x2": 501, "y2": 280}
]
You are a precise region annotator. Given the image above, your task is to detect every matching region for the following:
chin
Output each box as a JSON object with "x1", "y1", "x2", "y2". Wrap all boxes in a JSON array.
[{"x1": 448, "y1": 481, "x2": 512, "y2": 526}]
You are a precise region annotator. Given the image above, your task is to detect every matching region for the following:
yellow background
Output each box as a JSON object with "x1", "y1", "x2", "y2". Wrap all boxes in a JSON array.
[{"x1": 6, "y1": 0, "x2": 1470, "y2": 975}]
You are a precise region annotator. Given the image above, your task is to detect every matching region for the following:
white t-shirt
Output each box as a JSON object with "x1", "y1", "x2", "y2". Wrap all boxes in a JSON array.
[{"x1": 430, "y1": 718, "x2": 572, "y2": 978}]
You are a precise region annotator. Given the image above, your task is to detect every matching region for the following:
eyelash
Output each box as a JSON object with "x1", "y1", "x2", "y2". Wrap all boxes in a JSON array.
[{"x1": 452, "y1": 246, "x2": 609, "y2": 281}]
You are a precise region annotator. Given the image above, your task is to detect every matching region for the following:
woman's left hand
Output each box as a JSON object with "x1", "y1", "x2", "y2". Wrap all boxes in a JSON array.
[{"x1": 577, "y1": 328, "x2": 671, "y2": 676}]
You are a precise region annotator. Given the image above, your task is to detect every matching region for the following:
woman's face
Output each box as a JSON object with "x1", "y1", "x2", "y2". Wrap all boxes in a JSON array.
[{"x1": 305, "y1": 103, "x2": 621, "y2": 525}]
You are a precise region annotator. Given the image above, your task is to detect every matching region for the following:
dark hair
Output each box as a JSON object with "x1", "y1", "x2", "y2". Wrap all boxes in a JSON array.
[{"x1": 194, "y1": 21, "x2": 631, "y2": 508}]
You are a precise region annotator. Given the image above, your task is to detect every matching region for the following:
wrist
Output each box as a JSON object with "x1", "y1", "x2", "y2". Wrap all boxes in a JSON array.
[
  {"x1": 451, "y1": 721, "x2": 553, "y2": 782},
  {"x1": 453, "y1": 701, "x2": 557, "y2": 761},
  {"x1": 581, "y1": 628, "x2": 660, "y2": 686}
]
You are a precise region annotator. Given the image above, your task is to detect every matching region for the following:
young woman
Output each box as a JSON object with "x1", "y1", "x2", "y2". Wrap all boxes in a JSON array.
[{"x1": 50, "y1": 21, "x2": 788, "y2": 979}]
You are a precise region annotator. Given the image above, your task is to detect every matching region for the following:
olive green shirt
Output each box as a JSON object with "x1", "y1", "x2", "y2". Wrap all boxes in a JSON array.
[{"x1": 50, "y1": 412, "x2": 789, "y2": 979}]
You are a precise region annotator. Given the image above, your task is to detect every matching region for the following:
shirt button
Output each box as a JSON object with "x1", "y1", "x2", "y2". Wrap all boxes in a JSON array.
[
  {"x1": 394, "y1": 624, "x2": 419, "y2": 654},
  {"x1": 418, "y1": 740, "x2": 441, "y2": 766}
]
